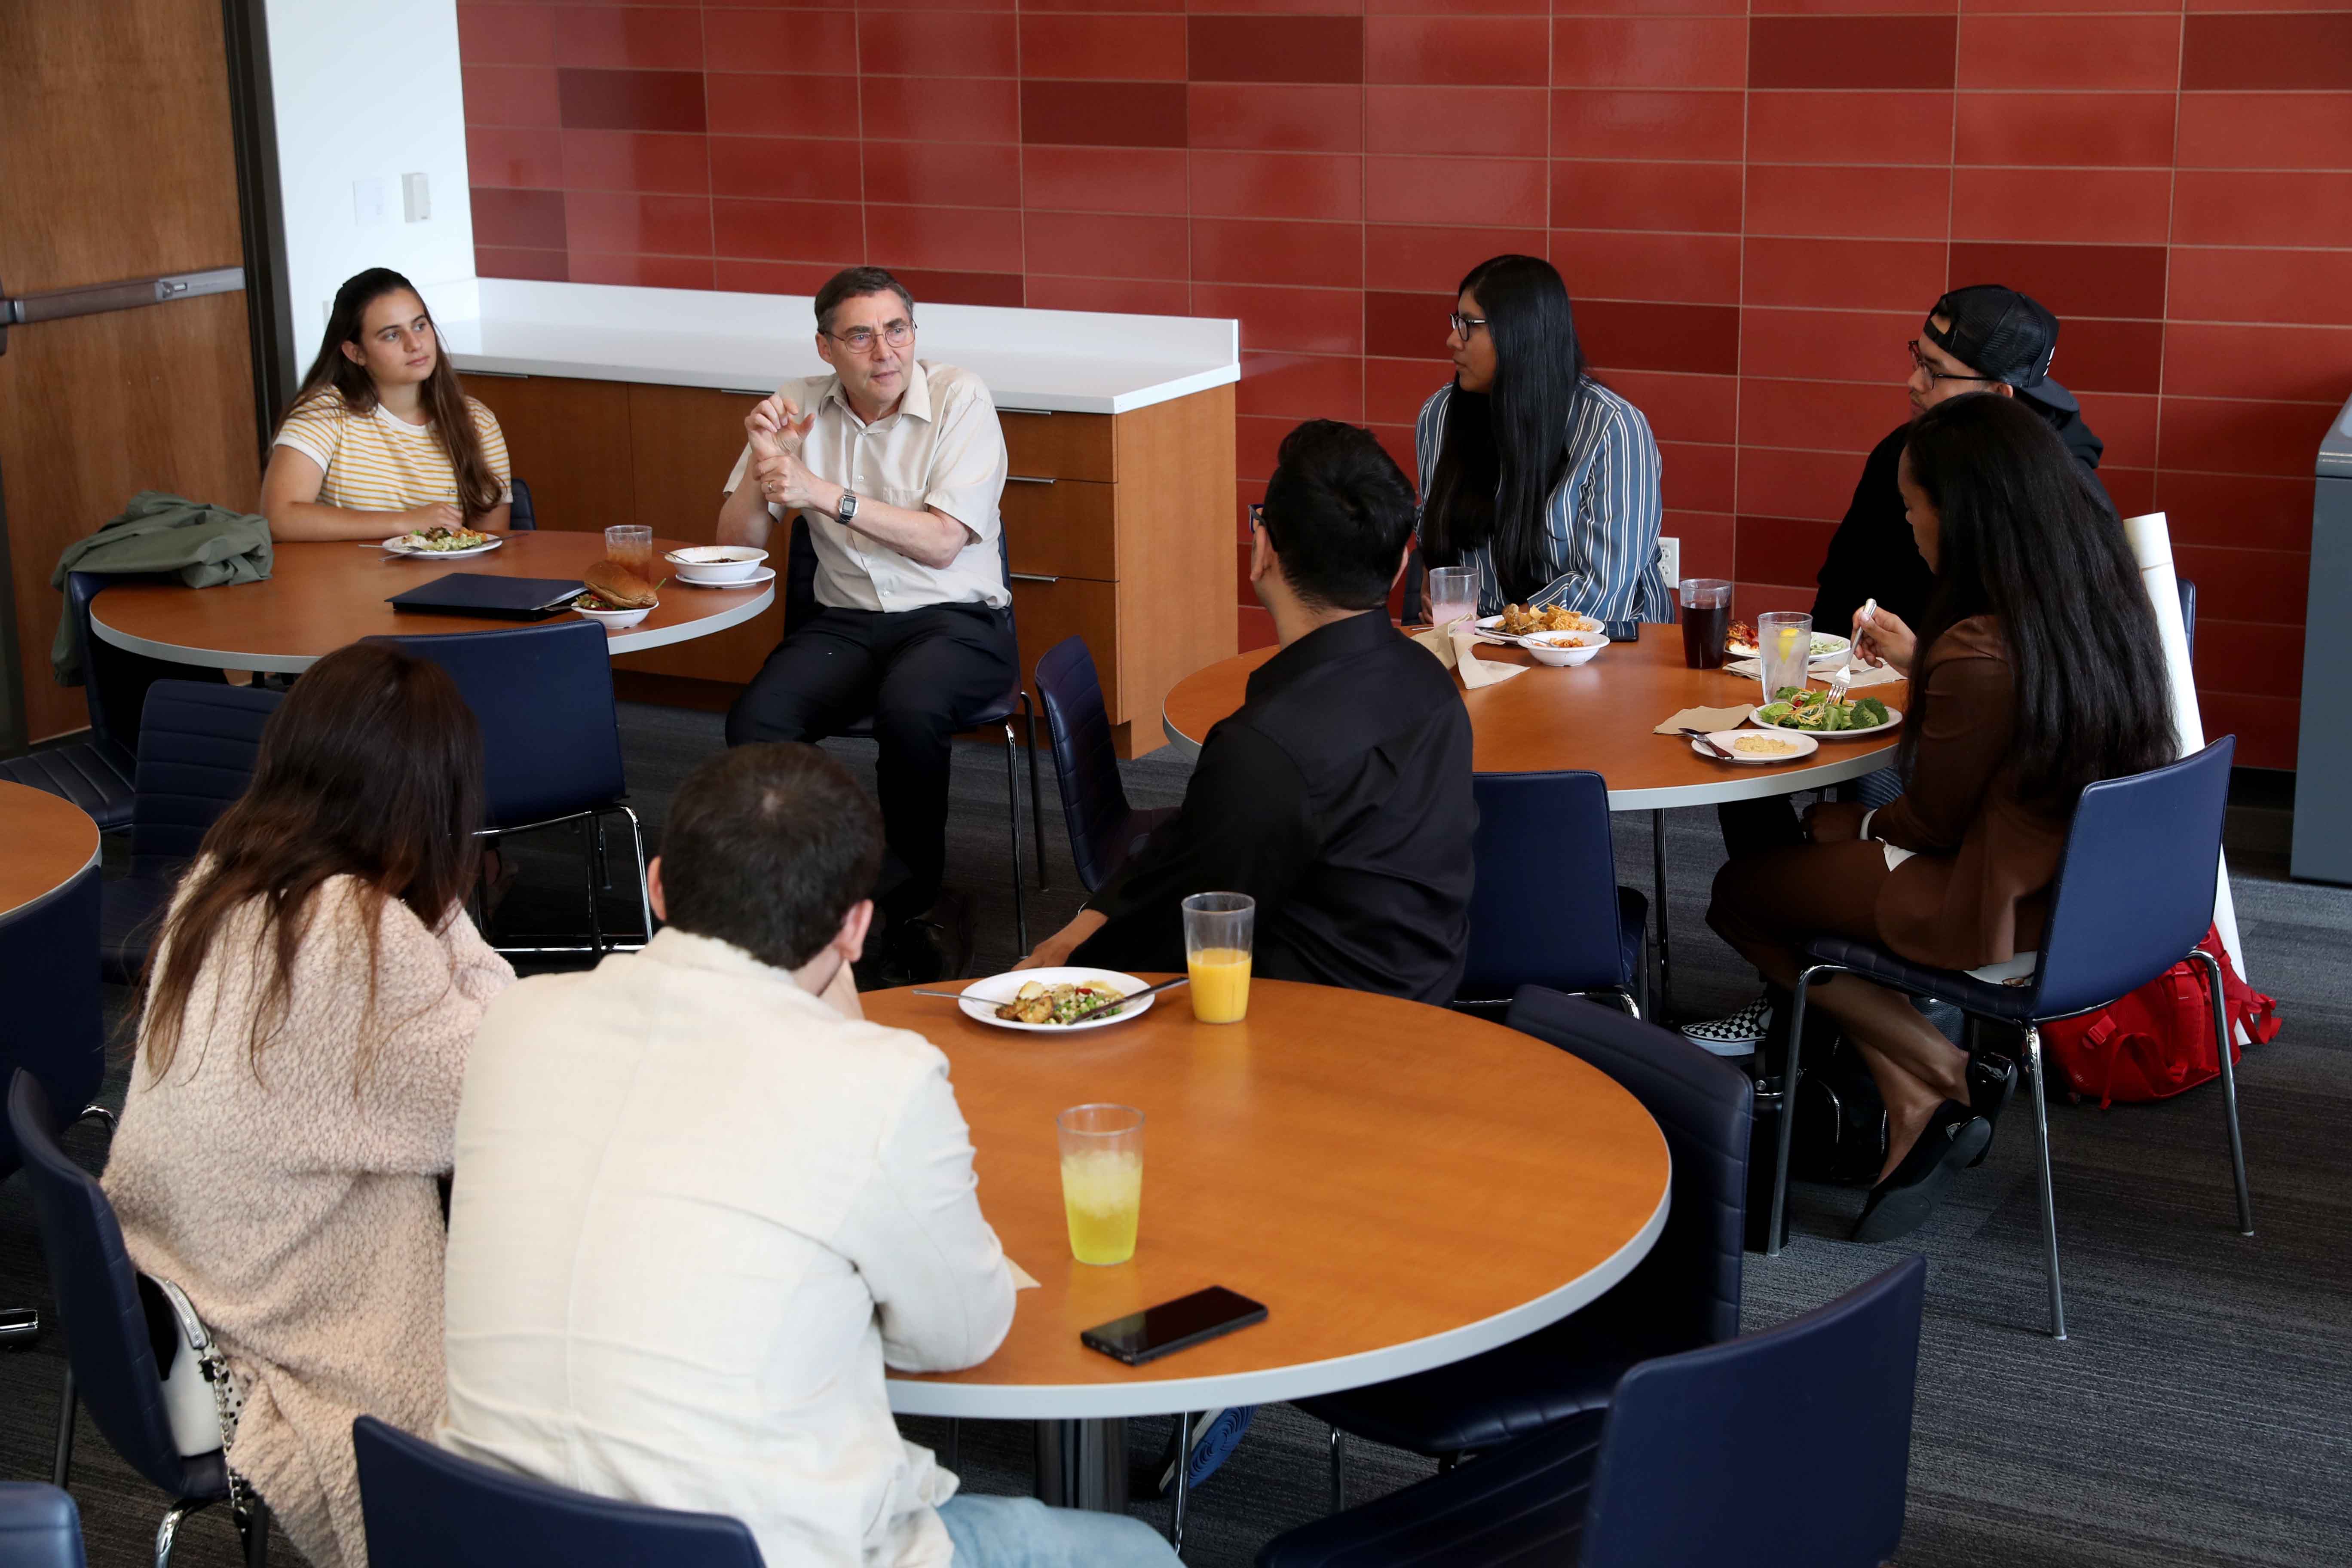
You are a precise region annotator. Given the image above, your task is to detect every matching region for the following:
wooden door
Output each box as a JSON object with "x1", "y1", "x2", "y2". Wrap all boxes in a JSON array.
[{"x1": 0, "y1": 0, "x2": 260, "y2": 746}]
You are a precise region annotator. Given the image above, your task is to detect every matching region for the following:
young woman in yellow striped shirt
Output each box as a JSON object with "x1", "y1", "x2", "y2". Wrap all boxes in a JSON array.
[{"x1": 260, "y1": 268, "x2": 513, "y2": 542}]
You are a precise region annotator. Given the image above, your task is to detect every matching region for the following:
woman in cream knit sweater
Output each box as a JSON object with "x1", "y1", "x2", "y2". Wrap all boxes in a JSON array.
[{"x1": 104, "y1": 643, "x2": 513, "y2": 1568}]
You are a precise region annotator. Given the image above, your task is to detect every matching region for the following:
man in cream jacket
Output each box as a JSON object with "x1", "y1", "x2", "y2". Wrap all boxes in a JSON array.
[{"x1": 441, "y1": 743, "x2": 1177, "y2": 1567}]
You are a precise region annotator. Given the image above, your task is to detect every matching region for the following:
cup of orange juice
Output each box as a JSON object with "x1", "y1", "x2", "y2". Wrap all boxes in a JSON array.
[{"x1": 1182, "y1": 892, "x2": 1254, "y2": 1023}]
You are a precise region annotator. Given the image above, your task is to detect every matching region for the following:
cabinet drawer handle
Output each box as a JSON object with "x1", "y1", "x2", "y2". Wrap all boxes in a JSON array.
[
  {"x1": 998, "y1": 407, "x2": 1055, "y2": 416},
  {"x1": 721, "y1": 387, "x2": 773, "y2": 397},
  {"x1": 1009, "y1": 573, "x2": 1061, "y2": 584},
  {"x1": 1005, "y1": 475, "x2": 1056, "y2": 486}
]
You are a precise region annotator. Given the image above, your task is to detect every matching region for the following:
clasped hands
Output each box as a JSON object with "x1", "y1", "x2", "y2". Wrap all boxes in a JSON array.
[{"x1": 745, "y1": 396, "x2": 834, "y2": 514}]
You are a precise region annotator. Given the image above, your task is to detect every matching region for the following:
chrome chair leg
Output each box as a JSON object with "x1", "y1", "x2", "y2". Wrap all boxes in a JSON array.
[
  {"x1": 1770, "y1": 965, "x2": 1833, "y2": 1254},
  {"x1": 236, "y1": 1495, "x2": 271, "y2": 1568},
  {"x1": 2187, "y1": 948, "x2": 2255, "y2": 1236},
  {"x1": 1002, "y1": 723, "x2": 1028, "y2": 954},
  {"x1": 615, "y1": 805, "x2": 653, "y2": 948},
  {"x1": 154, "y1": 1499, "x2": 210, "y2": 1568},
  {"x1": 1170, "y1": 1412, "x2": 1193, "y2": 1555},
  {"x1": 2024, "y1": 1027, "x2": 2067, "y2": 1341},
  {"x1": 1327, "y1": 1427, "x2": 1346, "y2": 1513},
  {"x1": 1023, "y1": 694, "x2": 1048, "y2": 891},
  {"x1": 51, "y1": 1364, "x2": 75, "y2": 1488},
  {"x1": 0, "y1": 1306, "x2": 37, "y2": 1345},
  {"x1": 1650, "y1": 810, "x2": 1673, "y2": 1018},
  {"x1": 580, "y1": 818, "x2": 606, "y2": 955},
  {"x1": 1609, "y1": 986, "x2": 1642, "y2": 1022}
]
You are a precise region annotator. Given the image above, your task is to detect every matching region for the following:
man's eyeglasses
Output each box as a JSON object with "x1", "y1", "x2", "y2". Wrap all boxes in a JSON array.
[
  {"x1": 1448, "y1": 312, "x2": 1488, "y2": 339},
  {"x1": 826, "y1": 320, "x2": 915, "y2": 353},
  {"x1": 1248, "y1": 502, "x2": 1275, "y2": 543},
  {"x1": 1907, "y1": 340, "x2": 1996, "y2": 388}
]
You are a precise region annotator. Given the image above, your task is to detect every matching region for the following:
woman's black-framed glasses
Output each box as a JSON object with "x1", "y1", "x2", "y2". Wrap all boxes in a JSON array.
[
  {"x1": 1448, "y1": 312, "x2": 1488, "y2": 338},
  {"x1": 827, "y1": 319, "x2": 915, "y2": 353},
  {"x1": 1907, "y1": 340, "x2": 1996, "y2": 388}
]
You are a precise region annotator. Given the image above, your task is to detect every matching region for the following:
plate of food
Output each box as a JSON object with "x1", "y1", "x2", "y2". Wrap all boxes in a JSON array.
[
  {"x1": 1523, "y1": 630, "x2": 1609, "y2": 667},
  {"x1": 955, "y1": 967, "x2": 1154, "y2": 1032},
  {"x1": 1726, "y1": 620, "x2": 1850, "y2": 667},
  {"x1": 1751, "y1": 688, "x2": 1902, "y2": 737},
  {"x1": 1476, "y1": 604, "x2": 1606, "y2": 642},
  {"x1": 573, "y1": 560, "x2": 662, "y2": 628},
  {"x1": 1693, "y1": 729, "x2": 1819, "y2": 765},
  {"x1": 380, "y1": 525, "x2": 502, "y2": 557}
]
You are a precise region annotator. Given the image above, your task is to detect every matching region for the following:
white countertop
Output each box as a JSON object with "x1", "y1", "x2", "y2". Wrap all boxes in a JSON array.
[{"x1": 432, "y1": 279, "x2": 1238, "y2": 415}]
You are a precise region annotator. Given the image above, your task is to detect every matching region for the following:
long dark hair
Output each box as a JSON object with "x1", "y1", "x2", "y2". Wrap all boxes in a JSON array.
[
  {"x1": 1419, "y1": 254, "x2": 1592, "y2": 601},
  {"x1": 282, "y1": 267, "x2": 502, "y2": 520},
  {"x1": 1898, "y1": 393, "x2": 2174, "y2": 810},
  {"x1": 139, "y1": 643, "x2": 486, "y2": 1087}
]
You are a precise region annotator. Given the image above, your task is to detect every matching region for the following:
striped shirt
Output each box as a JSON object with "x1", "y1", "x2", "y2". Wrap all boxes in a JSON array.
[
  {"x1": 1414, "y1": 379, "x2": 1670, "y2": 624},
  {"x1": 273, "y1": 392, "x2": 512, "y2": 516}
]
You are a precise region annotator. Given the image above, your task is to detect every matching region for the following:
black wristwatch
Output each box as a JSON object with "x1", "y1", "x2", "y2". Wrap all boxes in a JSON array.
[{"x1": 836, "y1": 489, "x2": 860, "y2": 523}]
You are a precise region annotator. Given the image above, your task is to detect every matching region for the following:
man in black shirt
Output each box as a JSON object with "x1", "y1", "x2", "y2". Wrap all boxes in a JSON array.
[
  {"x1": 1019, "y1": 420, "x2": 1476, "y2": 1004},
  {"x1": 1812, "y1": 284, "x2": 2106, "y2": 636}
]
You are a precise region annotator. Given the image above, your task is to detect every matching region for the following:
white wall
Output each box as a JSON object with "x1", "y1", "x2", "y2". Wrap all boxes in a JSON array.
[{"x1": 265, "y1": 0, "x2": 477, "y2": 356}]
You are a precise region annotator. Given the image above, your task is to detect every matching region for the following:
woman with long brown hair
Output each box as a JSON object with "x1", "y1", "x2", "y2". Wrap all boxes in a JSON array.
[
  {"x1": 102, "y1": 642, "x2": 514, "y2": 1568},
  {"x1": 259, "y1": 267, "x2": 512, "y2": 541}
]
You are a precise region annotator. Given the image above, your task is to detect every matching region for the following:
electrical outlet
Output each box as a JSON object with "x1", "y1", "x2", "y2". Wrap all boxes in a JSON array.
[
  {"x1": 353, "y1": 178, "x2": 389, "y2": 227},
  {"x1": 402, "y1": 172, "x2": 431, "y2": 223},
  {"x1": 1658, "y1": 535, "x2": 1681, "y2": 588}
]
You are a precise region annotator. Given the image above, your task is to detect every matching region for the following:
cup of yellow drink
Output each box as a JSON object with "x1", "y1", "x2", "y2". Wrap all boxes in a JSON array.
[
  {"x1": 1181, "y1": 893, "x2": 1256, "y2": 1023},
  {"x1": 1057, "y1": 1104, "x2": 1144, "y2": 1265}
]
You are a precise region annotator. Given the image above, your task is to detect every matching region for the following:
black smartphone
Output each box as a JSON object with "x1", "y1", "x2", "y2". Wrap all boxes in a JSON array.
[
  {"x1": 1603, "y1": 618, "x2": 1642, "y2": 643},
  {"x1": 1081, "y1": 1286, "x2": 1268, "y2": 1366}
]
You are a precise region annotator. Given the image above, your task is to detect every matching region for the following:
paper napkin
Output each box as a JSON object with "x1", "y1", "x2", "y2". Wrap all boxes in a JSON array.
[
  {"x1": 1413, "y1": 624, "x2": 1526, "y2": 688},
  {"x1": 1010, "y1": 1258, "x2": 1040, "y2": 1291},
  {"x1": 1728, "y1": 657, "x2": 1901, "y2": 688},
  {"x1": 1655, "y1": 704, "x2": 1757, "y2": 736}
]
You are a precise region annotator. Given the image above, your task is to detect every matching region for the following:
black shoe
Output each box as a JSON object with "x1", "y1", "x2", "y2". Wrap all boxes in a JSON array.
[
  {"x1": 873, "y1": 890, "x2": 975, "y2": 988},
  {"x1": 1964, "y1": 1051, "x2": 2018, "y2": 1168},
  {"x1": 1851, "y1": 1100, "x2": 1991, "y2": 1244}
]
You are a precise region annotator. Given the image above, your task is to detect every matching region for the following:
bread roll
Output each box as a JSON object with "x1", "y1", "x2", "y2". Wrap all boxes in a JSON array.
[{"x1": 584, "y1": 559, "x2": 658, "y2": 609}]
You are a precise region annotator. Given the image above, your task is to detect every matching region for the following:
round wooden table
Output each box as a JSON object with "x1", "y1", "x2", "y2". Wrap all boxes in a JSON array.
[
  {"x1": 867, "y1": 977, "x2": 1669, "y2": 1507},
  {"x1": 86, "y1": 533, "x2": 775, "y2": 674},
  {"x1": 1163, "y1": 627, "x2": 1908, "y2": 810},
  {"x1": 0, "y1": 782, "x2": 101, "y2": 923}
]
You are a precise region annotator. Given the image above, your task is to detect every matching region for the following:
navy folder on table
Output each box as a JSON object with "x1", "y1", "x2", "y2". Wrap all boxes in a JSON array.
[{"x1": 386, "y1": 573, "x2": 585, "y2": 620}]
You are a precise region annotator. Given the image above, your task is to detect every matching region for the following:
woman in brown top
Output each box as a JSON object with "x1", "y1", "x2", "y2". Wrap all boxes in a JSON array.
[{"x1": 1709, "y1": 393, "x2": 2174, "y2": 1242}]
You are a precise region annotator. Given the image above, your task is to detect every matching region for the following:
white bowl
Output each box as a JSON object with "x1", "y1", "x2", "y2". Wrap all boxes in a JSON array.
[
  {"x1": 575, "y1": 602, "x2": 653, "y2": 630},
  {"x1": 665, "y1": 546, "x2": 769, "y2": 584},
  {"x1": 1523, "y1": 631, "x2": 1609, "y2": 667}
]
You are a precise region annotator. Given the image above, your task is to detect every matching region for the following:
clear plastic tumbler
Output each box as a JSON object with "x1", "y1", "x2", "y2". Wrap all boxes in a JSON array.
[
  {"x1": 1182, "y1": 892, "x2": 1255, "y2": 1023},
  {"x1": 1425, "y1": 566, "x2": 1480, "y2": 632},
  {"x1": 1058, "y1": 1104, "x2": 1144, "y2": 1265},
  {"x1": 1758, "y1": 610, "x2": 1814, "y2": 707}
]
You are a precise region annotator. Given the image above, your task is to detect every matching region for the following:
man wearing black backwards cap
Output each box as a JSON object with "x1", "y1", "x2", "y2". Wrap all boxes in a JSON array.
[{"x1": 1811, "y1": 285, "x2": 2106, "y2": 636}]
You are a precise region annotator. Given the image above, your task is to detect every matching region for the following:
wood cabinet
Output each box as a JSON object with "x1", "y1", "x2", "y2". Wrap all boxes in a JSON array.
[{"x1": 477, "y1": 372, "x2": 1235, "y2": 756}]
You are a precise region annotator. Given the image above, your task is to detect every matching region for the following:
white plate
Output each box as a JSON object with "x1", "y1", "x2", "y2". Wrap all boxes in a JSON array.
[
  {"x1": 671, "y1": 566, "x2": 777, "y2": 589},
  {"x1": 379, "y1": 534, "x2": 504, "y2": 559},
  {"x1": 1727, "y1": 633, "x2": 1850, "y2": 668},
  {"x1": 575, "y1": 602, "x2": 653, "y2": 629},
  {"x1": 1693, "y1": 729, "x2": 1819, "y2": 765},
  {"x1": 954, "y1": 967, "x2": 1155, "y2": 1032},
  {"x1": 1749, "y1": 702, "x2": 1903, "y2": 739}
]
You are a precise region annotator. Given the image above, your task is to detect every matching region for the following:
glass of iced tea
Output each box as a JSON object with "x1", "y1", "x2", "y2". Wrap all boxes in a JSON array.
[
  {"x1": 1057, "y1": 1104, "x2": 1144, "y2": 1265},
  {"x1": 1678, "y1": 578, "x2": 1732, "y2": 669},
  {"x1": 1182, "y1": 892, "x2": 1254, "y2": 1024},
  {"x1": 603, "y1": 525, "x2": 655, "y2": 579}
]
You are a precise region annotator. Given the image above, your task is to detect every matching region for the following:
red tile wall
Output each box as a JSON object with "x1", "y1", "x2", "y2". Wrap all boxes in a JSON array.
[{"x1": 459, "y1": 0, "x2": 2352, "y2": 769}]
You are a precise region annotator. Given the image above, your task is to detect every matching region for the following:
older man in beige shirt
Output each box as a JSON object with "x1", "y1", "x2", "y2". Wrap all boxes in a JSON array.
[
  {"x1": 717, "y1": 265, "x2": 1012, "y2": 985},
  {"x1": 443, "y1": 743, "x2": 1179, "y2": 1568}
]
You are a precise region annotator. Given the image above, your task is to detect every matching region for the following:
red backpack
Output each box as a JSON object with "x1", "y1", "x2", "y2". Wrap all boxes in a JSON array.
[{"x1": 2040, "y1": 925, "x2": 2280, "y2": 1108}]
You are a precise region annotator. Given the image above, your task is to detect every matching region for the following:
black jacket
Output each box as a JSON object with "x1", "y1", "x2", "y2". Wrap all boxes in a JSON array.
[{"x1": 1812, "y1": 403, "x2": 2106, "y2": 636}]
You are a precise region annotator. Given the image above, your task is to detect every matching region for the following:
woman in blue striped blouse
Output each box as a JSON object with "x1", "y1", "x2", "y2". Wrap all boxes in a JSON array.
[{"x1": 1415, "y1": 254, "x2": 1670, "y2": 625}]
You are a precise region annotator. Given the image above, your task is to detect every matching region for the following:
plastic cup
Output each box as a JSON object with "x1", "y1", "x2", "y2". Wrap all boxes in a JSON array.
[
  {"x1": 1678, "y1": 578, "x2": 1732, "y2": 670},
  {"x1": 604, "y1": 525, "x2": 655, "y2": 579},
  {"x1": 1425, "y1": 566, "x2": 1480, "y2": 632},
  {"x1": 1058, "y1": 1104, "x2": 1144, "y2": 1265},
  {"x1": 1758, "y1": 611, "x2": 1813, "y2": 707},
  {"x1": 1182, "y1": 892, "x2": 1255, "y2": 1024}
]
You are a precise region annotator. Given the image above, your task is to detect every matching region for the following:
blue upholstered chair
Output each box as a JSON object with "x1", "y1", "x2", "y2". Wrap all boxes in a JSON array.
[
  {"x1": 98, "y1": 682, "x2": 283, "y2": 984},
  {"x1": 1033, "y1": 636, "x2": 1176, "y2": 894},
  {"x1": 366, "y1": 618, "x2": 651, "y2": 958},
  {"x1": 0, "y1": 854, "x2": 103, "y2": 1350},
  {"x1": 0, "y1": 1484, "x2": 85, "y2": 1568},
  {"x1": 1298, "y1": 989, "x2": 1749, "y2": 1495},
  {"x1": 353, "y1": 1415, "x2": 765, "y2": 1568},
  {"x1": 781, "y1": 516, "x2": 1041, "y2": 949},
  {"x1": 1456, "y1": 772, "x2": 1649, "y2": 1017},
  {"x1": 507, "y1": 477, "x2": 535, "y2": 531},
  {"x1": 1259, "y1": 1254, "x2": 1926, "y2": 1568},
  {"x1": 9, "y1": 1072, "x2": 272, "y2": 1568},
  {"x1": 0, "y1": 574, "x2": 225, "y2": 832},
  {"x1": 1776, "y1": 738, "x2": 2250, "y2": 1340}
]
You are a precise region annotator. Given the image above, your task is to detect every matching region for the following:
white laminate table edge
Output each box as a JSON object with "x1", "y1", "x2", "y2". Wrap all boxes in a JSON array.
[
  {"x1": 450, "y1": 353, "x2": 1239, "y2": 416},
  {"x1": 0, "y1": 847, "x2": 101, "y2": 926},
  {"x1": 886, "y1": 1161, "x2": 1670, "y2": 1421},
  {"x1": 1162, "y1": 706, "x2": 1898, "y2": 809},
  {"x1": 88, "y1": 586, "x2": 776, "y2": 675}
]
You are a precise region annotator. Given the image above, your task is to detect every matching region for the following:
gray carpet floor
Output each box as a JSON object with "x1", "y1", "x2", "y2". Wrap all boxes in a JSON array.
[{"x1": 4, "y1": 704, "x2": 2346, "y2": 1566}]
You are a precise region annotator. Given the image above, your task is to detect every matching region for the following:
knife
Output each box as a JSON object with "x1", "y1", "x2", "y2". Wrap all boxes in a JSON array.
[{"x1": 1679, "y1": 726, "x2": 1740, "y2": 761}]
